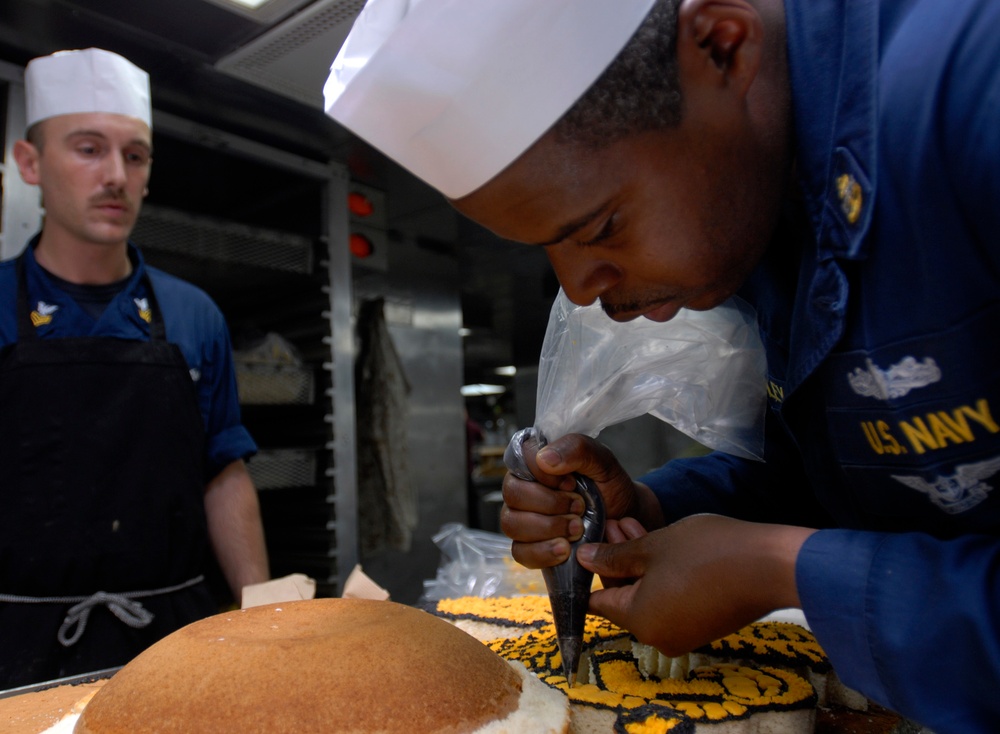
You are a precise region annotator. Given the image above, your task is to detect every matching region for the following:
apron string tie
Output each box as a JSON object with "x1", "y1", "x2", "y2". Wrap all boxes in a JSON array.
[
  {"x1": 0, "y1": 574, "x2": 205, "y2": 647},
  {"x1": 59, "y1": 592, "x2": 155, "y2": 646}
]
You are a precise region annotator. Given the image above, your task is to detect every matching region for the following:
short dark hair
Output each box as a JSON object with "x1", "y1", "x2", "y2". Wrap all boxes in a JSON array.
[
  {"x1": 25, "y1": 122, "x2": 44, "y2": 150},
  {"x1": 553, "y1": 0, "x2": 682, "y2": 147}
]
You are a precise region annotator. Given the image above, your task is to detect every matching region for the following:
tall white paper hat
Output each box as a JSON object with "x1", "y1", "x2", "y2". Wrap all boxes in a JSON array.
[
  {"x1": 324, "y1": 0, "x2": 656, "y2": 199},
  {"x1": 25, "y1": 48, "x2": 152, "y2": 129}
]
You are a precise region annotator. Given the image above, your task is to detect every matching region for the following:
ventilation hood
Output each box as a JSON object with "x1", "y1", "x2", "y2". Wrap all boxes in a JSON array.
[{"x1": 215, "y1": 0, "x2": 366, "y2": 109}]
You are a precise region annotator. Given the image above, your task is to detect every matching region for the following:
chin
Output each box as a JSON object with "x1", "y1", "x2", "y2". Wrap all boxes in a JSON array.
[
  {"x1": 685, "y1": 288, "x2": 739, "y2": 312},
  {"x1": 639, "y1": 307, "x2": 678, "y2": 323},
  {"x1": 86, "y1": 226, "x2": 134, "y2": 245},
  {"x1": 605, "y1": 301, "x2": 680, "y2": 323}
]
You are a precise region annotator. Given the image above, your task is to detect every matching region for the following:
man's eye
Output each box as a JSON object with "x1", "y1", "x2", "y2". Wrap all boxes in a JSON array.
[{"x1": 578, "y1": 215, "x2": 619, "y2": 246}]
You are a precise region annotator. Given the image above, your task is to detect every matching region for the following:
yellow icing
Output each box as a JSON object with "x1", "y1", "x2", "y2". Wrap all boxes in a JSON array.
[
  {"x1": 436, "y1": 594, "x2": 555, "y2": 627},
  {"x1": 622, "y1": 713, "x2": 686, "y2": 733},
  {"x1": 434, "y1": 595, "x2": 820, "y2": 730}
]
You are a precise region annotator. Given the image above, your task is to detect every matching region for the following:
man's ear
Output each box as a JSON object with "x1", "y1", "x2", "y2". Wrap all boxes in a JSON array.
[
  {"x1": 675, "y1": 0, "x2": 763, "y2": 100},
  {"x1": 12, "y1": 139, "x2": 41, "y2": 185}
]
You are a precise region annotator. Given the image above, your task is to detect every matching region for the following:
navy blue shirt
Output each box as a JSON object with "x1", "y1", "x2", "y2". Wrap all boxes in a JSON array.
[
  {"x1": 0, "y1": 241, "x2": 257, "y2": 479},
  {"x1": 640, "y1": 0, "x2": 1000, "y2": 729}
]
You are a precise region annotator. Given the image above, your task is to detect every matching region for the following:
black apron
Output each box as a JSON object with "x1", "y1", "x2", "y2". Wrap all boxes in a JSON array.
[{"x1": 0, "y1": 254, "x2": 216, "y2": 689}]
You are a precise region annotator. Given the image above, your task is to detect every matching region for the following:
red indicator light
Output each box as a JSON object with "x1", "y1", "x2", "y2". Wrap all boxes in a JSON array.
[
  {"x1": 349, "y1": 233, "x2": 374, "y2": 258},
  {"x1": 348, "y1": 191, "x2": 374, "y2": 217}
]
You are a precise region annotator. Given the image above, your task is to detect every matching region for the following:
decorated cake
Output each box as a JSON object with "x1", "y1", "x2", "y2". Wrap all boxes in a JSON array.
[
  {"x1": 7, "y1": 595, "x2": 902, "y2": 733},
  {"x1": 429, "y1": 595, "x2": 870, "y2": 733}
]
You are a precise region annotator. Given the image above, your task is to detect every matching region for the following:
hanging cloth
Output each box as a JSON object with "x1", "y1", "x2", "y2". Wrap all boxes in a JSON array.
[{"x1": 355, "y1": 298, "x2": 416, "y2": 554}]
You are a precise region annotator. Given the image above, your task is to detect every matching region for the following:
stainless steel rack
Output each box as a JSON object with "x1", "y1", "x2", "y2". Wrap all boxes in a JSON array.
[{"x1": 121, "y1": 114, "x2": 358, "y2": 600}]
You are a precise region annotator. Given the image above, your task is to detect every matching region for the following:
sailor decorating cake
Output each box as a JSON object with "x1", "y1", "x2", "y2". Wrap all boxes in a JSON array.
[{"x1": 322, "y1": 0, "x2": 1000, "y2": 729}]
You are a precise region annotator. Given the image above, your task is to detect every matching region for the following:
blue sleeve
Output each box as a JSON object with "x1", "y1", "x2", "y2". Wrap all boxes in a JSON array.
[
  {"x1": 199, "y1": 318, "x2": 257, "y2": 477},
  {"x1": 640, "y1": 411, "x2": 834, "y2": 527},
  {"x1": 798, "y1": 529, "x2": 1000, "y2": 732},
  {"x1": 148, "y1": 268, "x2": 257, "y2": 479}
]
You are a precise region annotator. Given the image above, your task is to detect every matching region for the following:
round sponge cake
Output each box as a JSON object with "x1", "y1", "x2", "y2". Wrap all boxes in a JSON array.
[{"x1": 74, "y1": 598, "x2": 568, "y2": 734}]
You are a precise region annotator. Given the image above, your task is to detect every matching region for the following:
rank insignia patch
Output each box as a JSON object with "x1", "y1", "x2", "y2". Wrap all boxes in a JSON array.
[
  {"x1": 847, "y1": 356, "x2": 941, "y2": 400},
  {"x1": 134, "y1": 297, "x2": 152, "y2": 323},
  {"x1": 892, "y1": 455, "x2": 1000, "y2": 514},
  {"x1": 30, "y1": 301, "x2": 58, "y2": 327}
]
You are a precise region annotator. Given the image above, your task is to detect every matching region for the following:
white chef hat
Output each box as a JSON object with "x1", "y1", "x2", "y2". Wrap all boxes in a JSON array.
[
  {"x1": 25, "y1": 48, "x2": 152, "y2": 129},
  {"x1": 324, "y1": 0, "x2": 656, "y2": 199}
]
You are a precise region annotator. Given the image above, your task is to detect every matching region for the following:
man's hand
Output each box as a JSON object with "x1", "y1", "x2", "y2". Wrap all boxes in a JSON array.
[
  {"x1": 500, "y1": 433, "x2": 664, "y2": 568},
  {"x1": 576, "y1": 514, "x2": 816, "y2": 656}
]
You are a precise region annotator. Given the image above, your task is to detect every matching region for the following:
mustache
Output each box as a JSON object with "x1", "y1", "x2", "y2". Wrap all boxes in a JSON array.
[
  {"x1": 90, "y1": 192, "x2": 130, "y2": 206},
  {"x1": 600, "y1": 300, "x2": 636, "y2": 318},
  {"x1": 600, "y1": 295, "x2": 671, "y2": 319}
]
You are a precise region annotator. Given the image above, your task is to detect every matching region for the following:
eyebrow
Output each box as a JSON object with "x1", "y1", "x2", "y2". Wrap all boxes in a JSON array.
[{"x1": 529, "y1": 201, "x2": 609, "y2": 247}]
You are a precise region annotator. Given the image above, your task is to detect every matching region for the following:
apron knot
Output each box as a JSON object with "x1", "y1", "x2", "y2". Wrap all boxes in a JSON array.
[
  {"x1": 59, "y1": 591, "x2": 155, "y2": 647},
  {"x1": 0, "y1": 574, "x2": 206, "y2": 648}
]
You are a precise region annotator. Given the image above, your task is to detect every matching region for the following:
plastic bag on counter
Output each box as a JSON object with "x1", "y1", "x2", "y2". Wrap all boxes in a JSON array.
[
  {"x1": 533, "y1": 289, "x2": 767, "y2": 460},
  {"x1": 420, "y1": 523, "x2": 544, "y2": 602}
]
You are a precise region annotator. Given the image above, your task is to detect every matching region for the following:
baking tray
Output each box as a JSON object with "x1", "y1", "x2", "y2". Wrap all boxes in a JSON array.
[
  {"x1": 235, "y1": 363, "x2": 315, "y2": 405},
  {"x1": 248, "y1": 448, "x2": 318, "y2": 490},
  {"x1": 0, "y1": 667, "x2": 120, "y2": 700}
]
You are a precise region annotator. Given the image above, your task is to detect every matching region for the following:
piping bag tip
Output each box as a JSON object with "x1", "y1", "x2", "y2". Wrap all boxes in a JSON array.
[
  {"x1": 541, "y1": 471, "x2": 605, "y2": 689},
  {"x1": 559, "y1": 635, "x2": 583, "y2": 687},
  {"x1": 544, "y1": 560, "x2": 594, "y2": 688}
]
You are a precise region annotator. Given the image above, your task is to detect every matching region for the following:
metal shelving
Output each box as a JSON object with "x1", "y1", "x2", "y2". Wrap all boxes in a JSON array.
[{"x1": 138, "y1": 115, "x2": 357, "y2": 598}]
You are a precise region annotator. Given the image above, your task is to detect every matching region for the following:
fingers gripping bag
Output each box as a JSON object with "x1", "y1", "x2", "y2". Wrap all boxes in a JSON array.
[{"x1": 503, "y1": 290, "x2": 768, "y2": 683}]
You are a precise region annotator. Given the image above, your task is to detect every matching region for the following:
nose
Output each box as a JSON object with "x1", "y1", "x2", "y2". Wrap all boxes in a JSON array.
[
  {"x1": 545, "y1": 244, "x2": 622, "y2": 307},
  {"x1": 102, "y1": 151, "x2": 128, "y2": 189}
]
